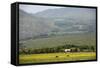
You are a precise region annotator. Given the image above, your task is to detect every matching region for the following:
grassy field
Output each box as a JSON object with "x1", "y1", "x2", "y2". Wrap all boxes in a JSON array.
[
  {"x1": 20, "y1": 34, "x2": 96, "y2": 49},
  {"x1": 19, "y1": 52, "x2": 96, "y2": 64},
  {"x1": 19, "y1": 34, "x2": 96, "y2": 64}
]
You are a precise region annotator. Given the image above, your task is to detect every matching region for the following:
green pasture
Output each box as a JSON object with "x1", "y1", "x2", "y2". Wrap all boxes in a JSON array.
[
  {"x1": 20, "y1": 34, "x2": 96, "y2": 49},
  {"x1": 19, "y1": 52, "x2": 96, "y2": 64}
]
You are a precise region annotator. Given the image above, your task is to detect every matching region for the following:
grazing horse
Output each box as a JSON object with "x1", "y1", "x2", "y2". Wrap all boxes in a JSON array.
[{"x1": 56, "y1": 56, "x2": 59, "y2": 58}]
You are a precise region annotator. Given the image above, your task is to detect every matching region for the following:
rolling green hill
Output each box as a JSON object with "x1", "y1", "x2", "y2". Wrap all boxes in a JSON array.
[{"x1": 19, "y1": 33, "x2": 96, "y2": 49}]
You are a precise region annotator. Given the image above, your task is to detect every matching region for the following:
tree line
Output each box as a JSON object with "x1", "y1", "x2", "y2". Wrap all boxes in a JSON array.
[{"x1": 19, "y1": 44, "x2": 96, "y2": 54}]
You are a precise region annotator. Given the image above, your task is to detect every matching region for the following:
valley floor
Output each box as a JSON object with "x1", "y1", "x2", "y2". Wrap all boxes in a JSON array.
[{"x1": 19, "y1": 52, "x2": 96, "y2": 64}]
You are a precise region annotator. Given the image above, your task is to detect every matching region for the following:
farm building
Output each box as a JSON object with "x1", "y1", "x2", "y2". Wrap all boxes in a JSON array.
[
  {"x1": 64, "y1": 48, "x2": 81, "y2": 53},
  {"x1": 64, "y1": 49, "x2": 71, "y2": 52}
]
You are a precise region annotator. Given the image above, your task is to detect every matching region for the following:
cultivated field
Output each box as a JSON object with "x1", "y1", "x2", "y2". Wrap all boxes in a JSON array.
[{"x1": 19, "y1": 52, "x2": 96, "y2": 64}]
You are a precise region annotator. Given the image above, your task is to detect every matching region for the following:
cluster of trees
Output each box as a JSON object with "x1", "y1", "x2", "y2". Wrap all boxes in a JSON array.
[{"x1": 19, "y1": 44, "x2": 96, "y2": 54}]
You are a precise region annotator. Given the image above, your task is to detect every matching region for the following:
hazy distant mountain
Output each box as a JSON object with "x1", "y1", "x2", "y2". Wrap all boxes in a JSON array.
[
  {"x1": 19, "y1": 9, "x2": 56, "y2": 40},
  {"x1": 36, "y1": 7, "x2": 96, "y2": 19},
  {"x1": 36, "y1": 7, "x2": 96, "y2": 34},
  {"x1": 19, "y1": 7, "x2": 96, "y2": 40}
]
